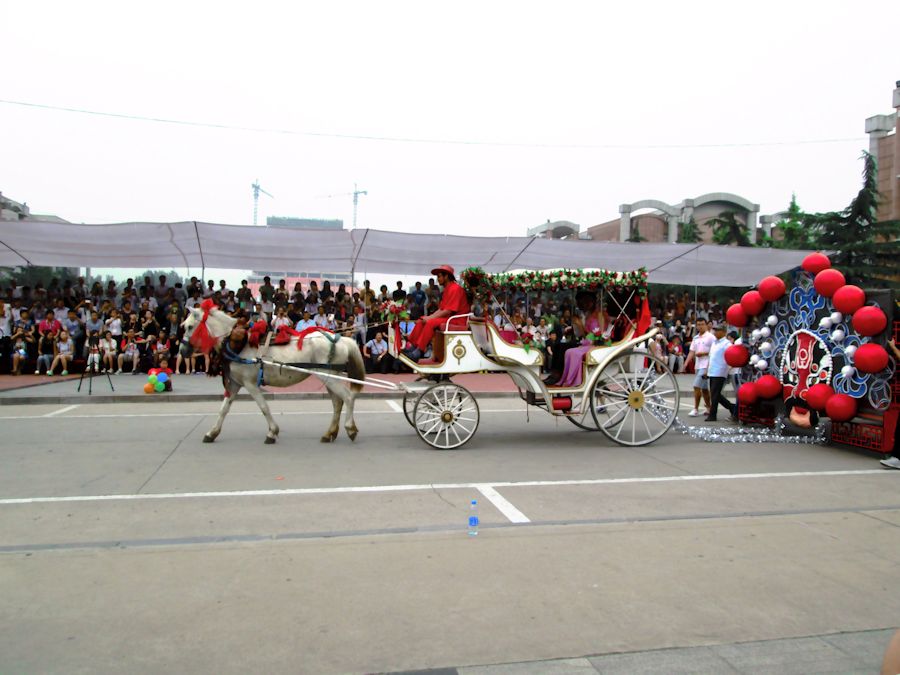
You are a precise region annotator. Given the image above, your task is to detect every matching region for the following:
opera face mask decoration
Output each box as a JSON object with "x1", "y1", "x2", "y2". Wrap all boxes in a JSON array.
[{"x1": 780, "y1": 329, "x2": 833, "y2": 428}]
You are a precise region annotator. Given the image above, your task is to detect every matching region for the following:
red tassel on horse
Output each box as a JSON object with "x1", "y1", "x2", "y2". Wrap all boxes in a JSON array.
[{"x1": 190, "y1": 300, "x2": 220, "y2": 354}]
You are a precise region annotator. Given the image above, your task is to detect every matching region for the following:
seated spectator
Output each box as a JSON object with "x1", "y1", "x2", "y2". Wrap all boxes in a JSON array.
[
  {"x1": 117, "y1": 329, "x2": 142, "y2": 374},
  {"x1": 35, "y1": 332, "x2": 55, "y2": 375},
  {"x1": 297, "y1": 311, "x2": 316, "y2": 331},
  {"x1": 99, "y1": 330, "x2": 117, "y2": 373},
  {"x1": 10, "y1": 323, "x2": 34, "y2": 375},
  {"x1": 49, "y1": 329, "x2": 75, "y2": 375},
  {"x1": 667, "y1": 335, "x2": 685, "y2": 373},
  {"x1": 157, "y1": 358, "x2": 175, "y2": 391},
  {"x1": 152, "y1": 331, "x2": 172, "y2": 366},
  {"x1": 38, "y1": 311, "x2": 62, "y2": 339},
  {"x1": 272, "y1": 307, "x2": 293, "y2": 330},
  {"x1": 314, "y1": 306, "x2": 330, "y2": 328},
  {"x1": 363, "y1": 332, "x2": 393, "y2": 374}
]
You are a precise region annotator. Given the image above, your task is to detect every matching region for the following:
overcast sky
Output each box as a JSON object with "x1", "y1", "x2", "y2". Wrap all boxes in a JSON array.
[{"x1": 2, "y1": 1, "x2": 898, "y2": 284}]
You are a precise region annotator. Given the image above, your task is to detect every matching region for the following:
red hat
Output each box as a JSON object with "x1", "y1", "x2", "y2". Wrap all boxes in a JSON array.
[{"x1": 431, "y1": 264, "x2": 455, "y2": 278}]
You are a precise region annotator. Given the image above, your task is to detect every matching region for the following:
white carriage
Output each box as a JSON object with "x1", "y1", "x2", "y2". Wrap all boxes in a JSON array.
[{"x1": 388, "y1": 267, "x2": 680, "y2": 450}]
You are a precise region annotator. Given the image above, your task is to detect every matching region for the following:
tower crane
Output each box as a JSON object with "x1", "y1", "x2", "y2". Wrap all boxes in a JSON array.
[
  {"x1": 251, "y1": 180, "x2": 274, "y2": 226},
  {"x1": 319, "y1": 184, "x2": 368, "y2": 229}
]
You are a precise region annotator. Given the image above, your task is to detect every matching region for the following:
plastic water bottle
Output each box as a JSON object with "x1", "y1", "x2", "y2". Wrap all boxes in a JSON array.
[{"x1": 468, "y1": 499, "x2": 479, "y2": 536}]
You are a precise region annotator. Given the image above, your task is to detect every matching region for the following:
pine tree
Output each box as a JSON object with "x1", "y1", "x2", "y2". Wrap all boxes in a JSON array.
[
  {"x1": 626, "y1": 221, "x2": 646, "y2": 242},
  {"x1": 677, "y1": 217, "x2": 702, "y2": 243},
  {"x1": 772, "y1": 194, "x2": 819, "y2": 249},
  {"x1": 812, "y1": 153, "x2": 900, "y2": 288},
  {"x1": 707, "y1": 211, "x2": 752, "y2": 247}
]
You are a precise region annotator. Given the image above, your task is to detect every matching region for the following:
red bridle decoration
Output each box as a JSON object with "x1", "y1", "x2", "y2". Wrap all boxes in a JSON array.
[{"x1": 189, "y1": 299, "x2": 220, "y2": 354}]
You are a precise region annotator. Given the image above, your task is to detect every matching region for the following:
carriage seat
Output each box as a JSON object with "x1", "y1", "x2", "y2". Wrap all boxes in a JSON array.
[{"x1": 468, "y1": 318, "x2": 543, "y2": 368}]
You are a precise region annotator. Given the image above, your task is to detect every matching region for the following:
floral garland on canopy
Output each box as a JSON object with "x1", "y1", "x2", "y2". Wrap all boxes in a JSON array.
[{"x1": 461, "y1": 266, "x2": 649, "y2": 297}]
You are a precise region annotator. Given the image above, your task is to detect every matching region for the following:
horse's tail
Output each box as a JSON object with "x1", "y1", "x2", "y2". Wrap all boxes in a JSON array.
[{"x1": 345, "y1": 338, "x2": 366, "y2": 392}]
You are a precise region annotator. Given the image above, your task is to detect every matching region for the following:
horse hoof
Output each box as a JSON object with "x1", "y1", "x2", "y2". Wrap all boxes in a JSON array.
[
  {"x1": 202, "y1": 435, "x2": 215, "y2": 443},
  {"x1": 264, "y1": 436, "x2": 276, "y2": 445}
]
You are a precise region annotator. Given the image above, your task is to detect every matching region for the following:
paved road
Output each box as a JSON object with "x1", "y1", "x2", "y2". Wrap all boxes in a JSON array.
[{"x1": 1, "y1": 398, "x2": 898, "y2": 674}]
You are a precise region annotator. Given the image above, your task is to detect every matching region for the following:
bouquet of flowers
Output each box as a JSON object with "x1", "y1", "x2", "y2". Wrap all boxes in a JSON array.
[
  {"x1": 584, "y1": 330, "x2": 612, "y2": 347},
  {"x1": 378, "y1": 301, "x2": 409, "y2": 322}
]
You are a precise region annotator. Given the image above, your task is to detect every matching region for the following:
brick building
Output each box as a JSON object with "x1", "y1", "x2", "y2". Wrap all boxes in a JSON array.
[{"x1": 865, "y1": 81, "x2": 900, "y2": 222}]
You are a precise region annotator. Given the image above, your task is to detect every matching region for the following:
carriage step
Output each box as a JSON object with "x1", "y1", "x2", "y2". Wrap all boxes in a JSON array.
[{"x1": 525, "y1": 391, "x2": 545, "y2": 406}]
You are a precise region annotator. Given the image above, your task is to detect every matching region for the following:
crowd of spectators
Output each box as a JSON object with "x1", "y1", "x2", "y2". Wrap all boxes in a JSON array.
[{"x1": 0, "y1": 274, "x2": 735, "y2": 377}]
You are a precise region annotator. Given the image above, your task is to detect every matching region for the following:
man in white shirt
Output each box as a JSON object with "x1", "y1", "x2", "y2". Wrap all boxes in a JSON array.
[
  {"x1": 297, "y1": 311, "x2": 317, "y2": 331},
  {"x1": 684, "y1": 317, "x2": 715, "y2": 417},
  {"x1": 704, "y1": 323, "x2": 737, "y2": 422}
]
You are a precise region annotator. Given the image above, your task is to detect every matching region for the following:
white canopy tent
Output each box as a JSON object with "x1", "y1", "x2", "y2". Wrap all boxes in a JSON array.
[{"x1": 0, "y1": 220, "x2": 812, "y2": 287}]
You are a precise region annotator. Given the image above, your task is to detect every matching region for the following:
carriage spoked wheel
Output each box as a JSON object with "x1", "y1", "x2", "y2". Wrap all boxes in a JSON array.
[
  {"x1": 566, "y1": 406, "x2": 608, "y2": 431},
  {"x1": 413, "y1": 383, "x2": 480, "y2": 449},
  {"x1": 589, "y1": 352, "x2": 679, "y2": 446},
  {"x1": 402, "y1": 391, "x2": 420, "y2": 427}
]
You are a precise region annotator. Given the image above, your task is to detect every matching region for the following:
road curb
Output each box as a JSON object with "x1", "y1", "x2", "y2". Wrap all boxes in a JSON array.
[{"x1": 0, "y1": 388, "x2": 695, "y2": 406}]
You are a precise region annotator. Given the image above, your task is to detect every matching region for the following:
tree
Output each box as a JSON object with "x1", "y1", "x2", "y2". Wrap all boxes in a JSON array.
[
  {"x1": 772, "y1": 193, "x2": 819, "y2": 250},
  {"x1": 810, "y1": 152, "x2": 900, "y2": 288},
  {"x1": 707, "y1": 211, "x2": 752, "y2": 247},
  {"x1": 625, "y1": 222, "x2": 646, "y2": 243},
  {"x1": 677, "y1": 217, "x2": 702, "y2": 244}
]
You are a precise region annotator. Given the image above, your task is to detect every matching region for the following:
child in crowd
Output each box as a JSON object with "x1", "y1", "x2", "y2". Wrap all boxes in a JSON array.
[{"x1": 100, "y1": 330, "x2": 117, "y2": 373}]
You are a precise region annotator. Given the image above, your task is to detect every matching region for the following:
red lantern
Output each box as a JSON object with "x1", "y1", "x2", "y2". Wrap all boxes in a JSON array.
[
  {"x1": 832, "y1": 285, "x2": 866, "y2": 315},
  {"x1": 726, "y1": 303, "x2": 749, "y2": 327},
  {"x1": 853, "y1": 343, "x2": 889, "y2": 373},
  {"x1": 737, "y1": 383, "x2": 758, "y2": 404},
  {"x1": 755, "y1": 374, "x2": 782, "y2": 399},
  {"x1": 825, "y1": 393, "x2": 857, "y2": 422},
  {"x1": 813, "y1": 269, "x2": 845, "y2": 298},
  {"x1": 740, "y1": 290, "x2": 766, "y2": 317},
  {"x1": 802, "y1": 253, "x2": 831, "y2": 274},
  {"x1": 758, "y1": 276, "x2": 786, "y2": 302},
  {"x1": 724, "y1": 344, "x2": 749, "y2": 367},
  {"x1": 805, "y1": 383, "x2": 834, "y2": 411},
  {"x1": 852, "y1": 306, "x2": 888, "y2": 337}
]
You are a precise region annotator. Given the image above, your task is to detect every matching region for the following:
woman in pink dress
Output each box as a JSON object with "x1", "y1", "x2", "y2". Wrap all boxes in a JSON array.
[{"x1": 556, "y1": 293, "x2": 609, "y2": 387}]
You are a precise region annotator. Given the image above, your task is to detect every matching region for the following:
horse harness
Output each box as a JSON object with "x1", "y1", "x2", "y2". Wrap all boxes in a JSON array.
[{"x1": 221, "y1": 325, "x2": 346, "y2": 388}]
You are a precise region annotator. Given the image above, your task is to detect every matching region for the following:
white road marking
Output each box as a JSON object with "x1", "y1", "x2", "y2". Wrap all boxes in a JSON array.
[
  {"x1": 42, "y1": 405, "x2": 80, "y2": 418},
  {"x1": 477, "y1": 484, "x2": 531, "y2": 523},
  {"x1": 0, "y1": 469, "x2": 889, "y2": 506},
  {"x1": 385, "y1": 399, "x2": 403, "y2": 413},
  {"x1": 0, "y1": 407, "x2": 527, "y2": 420}
]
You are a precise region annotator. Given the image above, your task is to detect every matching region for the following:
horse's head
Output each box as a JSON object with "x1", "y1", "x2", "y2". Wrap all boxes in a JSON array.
[{"x1": 180, "y1": 302, "x2": 237, "y2": 355}]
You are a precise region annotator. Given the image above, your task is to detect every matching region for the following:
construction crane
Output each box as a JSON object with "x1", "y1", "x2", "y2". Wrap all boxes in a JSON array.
[
  {"x1": 319, "y1": 184, "x2": 368, "y2": 229},
  {"x1": 251, "y1": 180, "x2": 274, "y2": 226}
]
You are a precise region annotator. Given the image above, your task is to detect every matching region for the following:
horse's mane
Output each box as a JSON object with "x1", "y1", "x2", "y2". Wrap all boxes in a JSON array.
[{"x1": 204, "y1": 307, "x2": 238, "y2": 340}]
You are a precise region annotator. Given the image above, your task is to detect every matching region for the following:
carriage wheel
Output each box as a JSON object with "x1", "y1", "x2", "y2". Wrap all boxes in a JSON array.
[
  {"x1": 590, "y1": 352, "x2": 679, "y2": 446},
  {"x1": 413, "y1": 383, "x2": 480, "y2": 450},
  {"x1": 402, "y1": 391, "x2": 420, "y2": 427}
]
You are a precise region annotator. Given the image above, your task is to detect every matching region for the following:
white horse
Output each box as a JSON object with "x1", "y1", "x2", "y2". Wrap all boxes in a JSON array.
[{"x1": 180, "y1": 305, "x2": 366, "y2": 444}]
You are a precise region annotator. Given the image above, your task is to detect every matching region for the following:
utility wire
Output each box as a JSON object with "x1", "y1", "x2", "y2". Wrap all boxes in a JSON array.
[{"x1": 0, "y1": 98, "x2": 867, "y2": 150}]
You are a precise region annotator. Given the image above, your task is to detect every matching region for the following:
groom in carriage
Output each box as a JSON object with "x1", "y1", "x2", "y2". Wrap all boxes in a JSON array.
[{"x1": 401, "y1": 264, "x2": 471, "y2": 362}]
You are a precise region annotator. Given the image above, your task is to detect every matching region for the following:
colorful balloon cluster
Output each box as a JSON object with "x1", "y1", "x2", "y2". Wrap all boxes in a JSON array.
[
  {"x1": 723, "y1": 252, "x2": 890, "y2": 425},
  {"x1": 143, "y1": 368, "x2": 170, "y2": 394}
]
